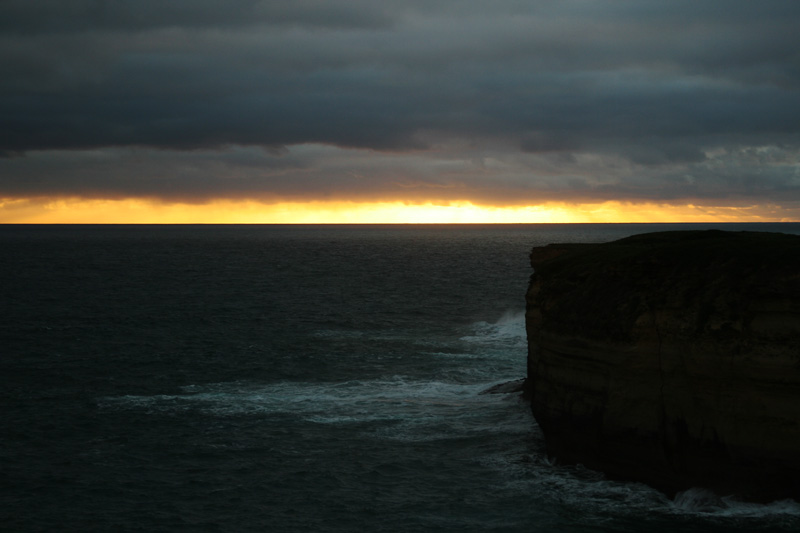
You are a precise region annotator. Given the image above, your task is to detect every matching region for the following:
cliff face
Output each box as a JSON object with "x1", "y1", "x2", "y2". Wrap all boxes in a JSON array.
[{"x1": 524, "y1": 230, "x2": 800, "y2": 501}]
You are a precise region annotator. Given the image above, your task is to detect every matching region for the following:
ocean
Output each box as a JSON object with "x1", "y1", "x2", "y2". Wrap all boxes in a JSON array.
[{"x1": 3, "y1": 223, "x2": 800, "y2": 532}]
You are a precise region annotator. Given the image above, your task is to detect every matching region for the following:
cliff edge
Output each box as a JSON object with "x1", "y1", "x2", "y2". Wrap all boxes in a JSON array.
[{"x1": 524, "y1": 230, "x2": 800, "y2": 501}]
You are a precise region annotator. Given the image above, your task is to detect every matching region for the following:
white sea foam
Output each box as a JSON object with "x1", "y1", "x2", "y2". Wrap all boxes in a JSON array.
[
  {"x1": 100, "y1": 377, "x2": 511, "y2": 421},
  {"x1": 460, "y1": 310, "x2": 527, "y2": 345},
  {"x1": 99, "y1": 377, "x2": 533, "y2": 455},
  {"x1": 101, "y1": 309, "x2": 531, "y2": 422},
  {"x1": 671, "y1": 487, "x2": 800, "y2": 518},
  {"x1": 482, "y1": 453, "x2": 800, "y2": 526},
  {"x1": 672, "y1": 487, "x2": 729, "y2": 513}
]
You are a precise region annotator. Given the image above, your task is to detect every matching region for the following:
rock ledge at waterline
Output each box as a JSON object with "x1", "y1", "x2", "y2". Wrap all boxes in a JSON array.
[{"x1": 523, "y1": 230, "x2": 800, "y2": 501}]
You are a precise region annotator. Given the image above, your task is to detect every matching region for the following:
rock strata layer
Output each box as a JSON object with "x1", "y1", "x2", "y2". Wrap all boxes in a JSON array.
[{"x1": 524, "y1": 230, "x2": 800, "y2": 501}]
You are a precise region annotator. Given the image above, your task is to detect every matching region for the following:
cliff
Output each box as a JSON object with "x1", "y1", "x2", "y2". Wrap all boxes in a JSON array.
[{"x1": 524, "y1": 230, "x2": 800, "y2": 501}]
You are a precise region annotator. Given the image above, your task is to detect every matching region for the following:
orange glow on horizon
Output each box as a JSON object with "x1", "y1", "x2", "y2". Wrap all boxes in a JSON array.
[{"x1": 1, "y1": 197, "x2": 798, "y2": 224}]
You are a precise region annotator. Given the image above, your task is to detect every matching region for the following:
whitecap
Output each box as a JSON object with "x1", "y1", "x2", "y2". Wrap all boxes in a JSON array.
[
  {"x1": 672, "y1": 487, "x2": 729, "y2": 513},
  {"x1": 672, "y1": 487, "x2": 800, "y2": 518},
  {"x1": 460, "y1": 310, "x2": 527, "y2": 345}
]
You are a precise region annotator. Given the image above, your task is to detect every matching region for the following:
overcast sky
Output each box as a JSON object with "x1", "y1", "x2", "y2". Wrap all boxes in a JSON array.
[{"x1": 1, "y1": 0, "x2": 799, "y2": 210}]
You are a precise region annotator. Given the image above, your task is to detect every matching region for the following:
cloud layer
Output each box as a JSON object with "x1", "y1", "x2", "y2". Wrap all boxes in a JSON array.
[{"x1": 2, "y1": 0, "x2": 799, "y2": 207}]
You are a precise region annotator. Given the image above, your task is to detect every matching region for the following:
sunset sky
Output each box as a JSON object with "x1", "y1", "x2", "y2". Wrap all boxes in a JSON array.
[{"x1": 2, "y1": 1, "x2": 799, "y2": 223}]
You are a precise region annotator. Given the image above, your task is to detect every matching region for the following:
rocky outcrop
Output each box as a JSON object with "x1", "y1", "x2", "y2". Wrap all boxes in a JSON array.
[{"x1": 524, "y1": 230, "x2": 800, "y2": 501}]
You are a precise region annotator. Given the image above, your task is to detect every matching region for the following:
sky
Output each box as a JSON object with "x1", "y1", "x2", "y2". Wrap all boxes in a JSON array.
[{"x1": 1, "y1": 0, "x2": 800, "y2": 223}]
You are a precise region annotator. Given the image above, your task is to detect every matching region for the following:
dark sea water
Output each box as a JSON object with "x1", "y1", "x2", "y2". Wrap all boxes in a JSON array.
[{"x1": 3, "y1": 223, "x2": 800, "y2": 532}]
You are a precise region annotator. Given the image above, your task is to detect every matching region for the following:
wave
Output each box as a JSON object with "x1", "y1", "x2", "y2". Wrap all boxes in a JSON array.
[
  {"x1": 488, "y1": 455, "x2": 800, "y2": 527},
  {"x1": 672, "y1": 487, "x2": 800, "y2": 518},
  {"x1": 460, "y1": 310, "x2": 527, "y2": 345},
  {"x1": 98, "y1": 376, "x2": 529, "y2": 435}
]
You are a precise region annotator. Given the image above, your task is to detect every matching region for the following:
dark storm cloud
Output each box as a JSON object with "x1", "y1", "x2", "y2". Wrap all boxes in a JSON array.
[
  {"x1": 0, "y1": 0, "x2": 397, "y2": 33},
  {"x1": 1, "y1": 0, "x2": 799, "y2": 204}
]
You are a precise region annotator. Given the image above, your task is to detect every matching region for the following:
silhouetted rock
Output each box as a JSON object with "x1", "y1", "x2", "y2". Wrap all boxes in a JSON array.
[
  {"x1": 524, "y1": 230, "x2": 800, "y2": 501},
  {"x1": 480, "y1": 378, "x2": 526, "y2": 395}
]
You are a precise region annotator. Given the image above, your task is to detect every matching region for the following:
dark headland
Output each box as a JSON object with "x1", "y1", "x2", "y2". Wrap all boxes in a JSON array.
[{"x1": 524, "y1": 230, "x2": 800, "y2": 502}]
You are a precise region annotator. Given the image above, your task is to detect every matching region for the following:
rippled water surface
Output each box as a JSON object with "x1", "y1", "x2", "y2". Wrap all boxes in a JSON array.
[{"x1": 3, "y1": 223, "x2": 800, "y2": 532}]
